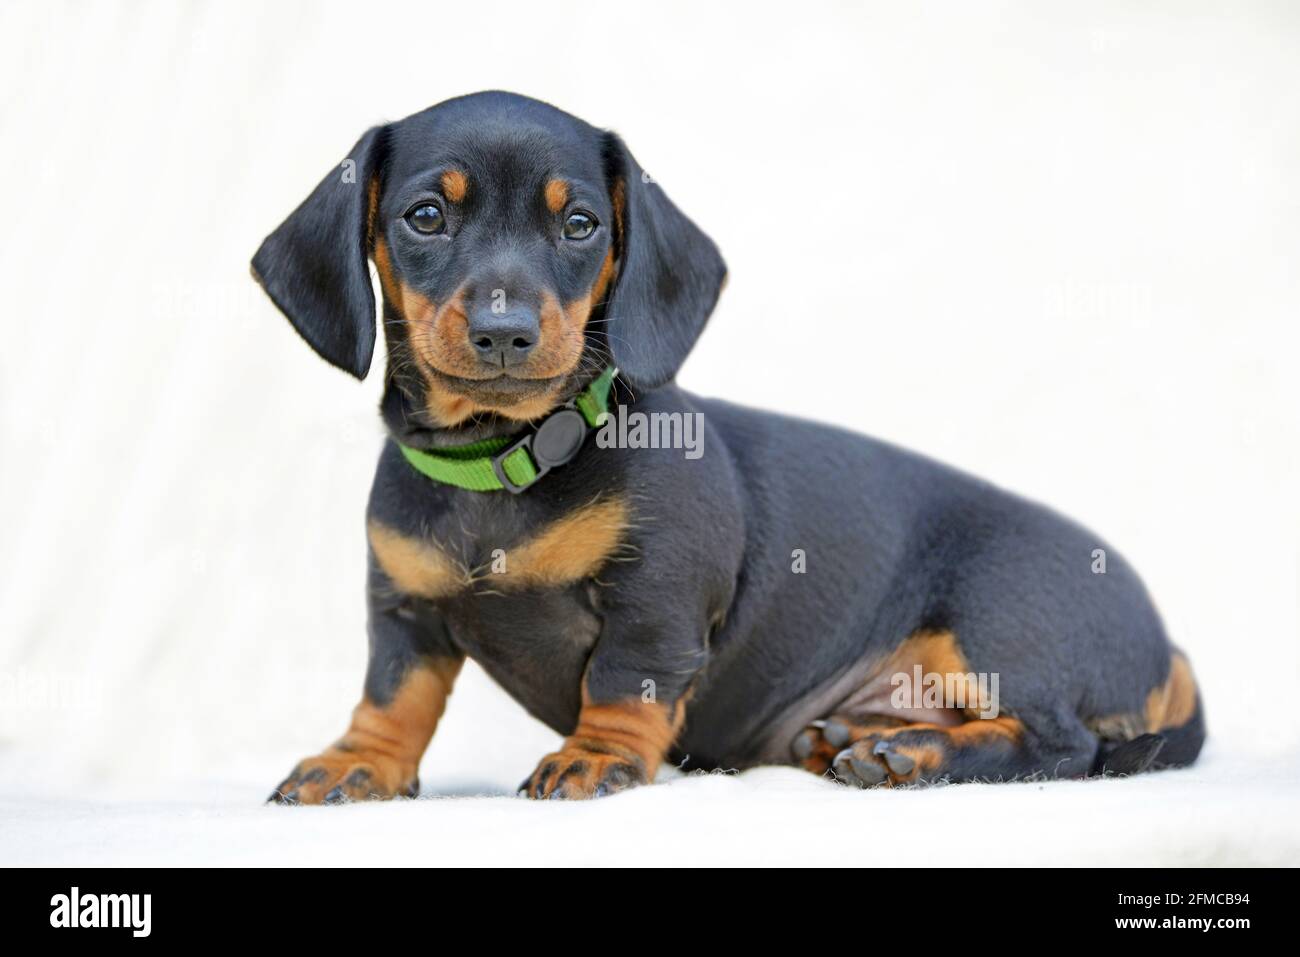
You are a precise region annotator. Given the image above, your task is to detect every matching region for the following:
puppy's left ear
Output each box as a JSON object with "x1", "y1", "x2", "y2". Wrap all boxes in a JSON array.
[
  {"x1": 251, "y1": 125, "x2": 389, "y2": 379},
  {"x1": 601, "y1": 133, "x2": 726, "y2": 391}
]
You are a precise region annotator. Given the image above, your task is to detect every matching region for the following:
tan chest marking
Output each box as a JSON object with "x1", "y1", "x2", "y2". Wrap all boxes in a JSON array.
[
  {"x1": 368, "y1": 521, "x2": 470, "y2": 600},
  {"x1": 499, "y1": 497, "x2": 630, "y2": 589},
  {"x1": 368, "y1": 496, "x2": 631, "y2": 600}
]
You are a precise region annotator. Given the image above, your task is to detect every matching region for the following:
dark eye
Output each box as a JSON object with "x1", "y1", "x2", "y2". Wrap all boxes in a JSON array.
[
  {"x1": 562, "y1": 211, "x2": 597, "y2": 241},
  {"x1": 406, "y1": 203, "x2": 446, "y2": 235}
]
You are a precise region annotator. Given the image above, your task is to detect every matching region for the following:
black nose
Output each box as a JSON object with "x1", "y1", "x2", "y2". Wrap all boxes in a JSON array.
[{"x1": 467, "y1": 307, "x2": 538, "y2": 368}]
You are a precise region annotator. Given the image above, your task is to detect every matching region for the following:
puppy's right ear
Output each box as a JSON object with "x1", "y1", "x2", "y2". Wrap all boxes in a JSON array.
[{"x1": 251, "y1": 125, "x2": 389, "y2": 379}]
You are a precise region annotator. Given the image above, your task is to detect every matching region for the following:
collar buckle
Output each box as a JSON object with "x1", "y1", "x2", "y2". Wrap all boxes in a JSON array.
[
  {"x1": 490, "y1": 435, "x2": 537, "y2": 494},
  {"x1": 490, "y1": 404, "x2": 590, "y2": 494}
]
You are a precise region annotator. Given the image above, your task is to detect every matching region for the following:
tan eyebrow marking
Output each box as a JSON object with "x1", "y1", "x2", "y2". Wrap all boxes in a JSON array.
[
  {"x1": 544, "y1": 178, "x2": 569, "y2": 214},
  {"x1": 441, "y1": 169, "x2": 468, "y2": 203}
]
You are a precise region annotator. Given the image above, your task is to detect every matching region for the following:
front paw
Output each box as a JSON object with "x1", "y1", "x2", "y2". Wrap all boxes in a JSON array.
[
  {"x1": 268, "y1": 748, "x2": 419, "y2": 805},
  {"x1": 522, "y1": 746, "x2": 647, "y2": 799}
]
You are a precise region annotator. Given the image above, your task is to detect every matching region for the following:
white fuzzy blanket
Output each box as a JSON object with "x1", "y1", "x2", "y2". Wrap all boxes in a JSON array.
[{"x1": 2, "y1": 743, "x2": 1296, "y2": 867}]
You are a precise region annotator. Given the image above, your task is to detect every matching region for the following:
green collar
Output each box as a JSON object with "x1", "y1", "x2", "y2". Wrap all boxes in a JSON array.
[{"x1": 396, "y1": 366, "x2": 617, "y2": 493}]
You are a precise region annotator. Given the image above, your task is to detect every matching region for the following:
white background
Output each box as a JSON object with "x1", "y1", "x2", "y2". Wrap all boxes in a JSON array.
[{"x1": 1, "y1": 0, "x2": 1297, "y2": 865}]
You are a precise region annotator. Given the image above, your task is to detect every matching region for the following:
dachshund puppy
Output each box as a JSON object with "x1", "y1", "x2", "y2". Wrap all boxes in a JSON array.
[{"x1": 253, "y1": 91, "x2": 1202, "y2": 802}]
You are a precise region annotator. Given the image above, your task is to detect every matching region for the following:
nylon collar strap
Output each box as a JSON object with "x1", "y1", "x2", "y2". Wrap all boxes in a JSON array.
[{"x1": 396, "y1": 367, "x2": 617, "y2": 493}]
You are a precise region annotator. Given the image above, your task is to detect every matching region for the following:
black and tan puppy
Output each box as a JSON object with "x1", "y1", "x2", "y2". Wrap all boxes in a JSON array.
[{"x1": 254, "y1": 91, "x2": 1203, "y2": 802}]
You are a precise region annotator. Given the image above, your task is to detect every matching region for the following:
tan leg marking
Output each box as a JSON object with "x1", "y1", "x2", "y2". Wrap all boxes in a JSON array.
[
  {"x1": 1088, "y1": 651, "x2": 1201, "y2": 744},
  {"x1": 271, "y1": 660, "x2": 463, "y2": 804},
  {"x1": 832, "y1": 629, "x2": 995, "y2": 725},
  {"x1": 525, "y1": 690, "x2": 684, "y2": 799},
  {"x1": 1145, "y1": 651, "x2": 1198, "y2": 732}
]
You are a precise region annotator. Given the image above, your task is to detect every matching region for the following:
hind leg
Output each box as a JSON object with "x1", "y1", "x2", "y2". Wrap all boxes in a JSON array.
[
  {"x1": 794, "y1": 708, "x2": 1096, "y2": 786},
  {"x1": 1092, "y1": 650, "x2": 1206, "y2": 775}
]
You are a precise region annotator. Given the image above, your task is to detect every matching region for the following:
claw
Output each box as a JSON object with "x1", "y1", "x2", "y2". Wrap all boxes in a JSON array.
[
  {"x1": 267, "y1": 772, "x2": 298, "y2": 804},
  {"x1": 533, "y1": 761, "x2": 557, "y2": 799},
  {"x1": 791, "y1": 729, "x2": 818, "y2": 761},
  {"x1": 341, "y1": 768, "x2": 372, "y2": 794},
  {"x1": 873, "y1": 740, "x2": 915, "y2": 776},
  {"x1": 831, "y1": 749, "x2": 863, "y2": 785},
  {"x1": 849, "y1": 754, "x2": 889, "y2": 786},
  {"x1": 823, "y1": 718, "x2": 852, "y2": 749},
  {"x1": 550, "y1": 761, "x2": 588, "y2": 798},
  {"x1": 600, "y1": 764, "x2": 639, "y2": 793}
]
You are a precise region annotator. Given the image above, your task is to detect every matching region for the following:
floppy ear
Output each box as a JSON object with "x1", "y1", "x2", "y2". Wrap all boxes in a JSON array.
[
  {"x1": 601, "y1": 133, "x2": 726, "y2": 391},
  {"x1": 251, "y1": 125, "x2": 389, "y2": 379}
]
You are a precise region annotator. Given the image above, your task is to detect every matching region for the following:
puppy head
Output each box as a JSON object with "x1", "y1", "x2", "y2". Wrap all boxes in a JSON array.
[{"x1": 252, "y1": 91, "x2": 726, "y2": 426}]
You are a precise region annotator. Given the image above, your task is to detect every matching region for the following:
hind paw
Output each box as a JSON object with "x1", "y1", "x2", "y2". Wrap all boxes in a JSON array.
[
  {"x1": 831, "y1": 735, "x2": 934, "y2": 787},
  {"x1": 792, "y1": 716, "x2": 910, "y2": 775}
]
